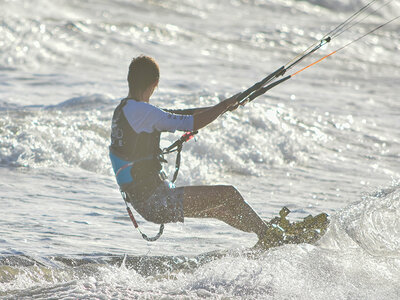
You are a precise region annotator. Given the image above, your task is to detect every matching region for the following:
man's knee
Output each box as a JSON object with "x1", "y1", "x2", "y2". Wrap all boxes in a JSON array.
[{"x1": 218, "y1": 185, "x2": 242, "y2": 199}]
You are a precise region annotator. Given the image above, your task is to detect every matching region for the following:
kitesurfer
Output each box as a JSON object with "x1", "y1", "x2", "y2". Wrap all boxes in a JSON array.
[{"x1": 109, "y1": 55, "x2": 269, "y2": 242}]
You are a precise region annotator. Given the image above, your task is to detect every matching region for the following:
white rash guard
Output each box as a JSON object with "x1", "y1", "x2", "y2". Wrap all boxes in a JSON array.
[{"x1": 122, "y1": 99, "x2": 194, "y2": 134}]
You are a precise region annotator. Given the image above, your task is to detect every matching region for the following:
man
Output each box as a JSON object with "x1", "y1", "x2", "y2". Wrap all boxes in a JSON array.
[{"x1": 109, "y1": 55, "x2": 269, "y2": 244}]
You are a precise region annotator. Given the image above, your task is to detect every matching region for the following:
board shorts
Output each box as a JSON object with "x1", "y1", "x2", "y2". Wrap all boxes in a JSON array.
[{"x1": 129, "y1": 180, "x2": 185, "y2": 224}]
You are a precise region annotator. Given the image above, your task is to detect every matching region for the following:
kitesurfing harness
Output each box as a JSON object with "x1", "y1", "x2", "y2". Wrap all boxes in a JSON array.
[
  {"x1": 119, "y1": 0, "x2": 399, "y2": 242},
  {"x1": 112, "y1": 129, "x2": 197, "y2": 242}
]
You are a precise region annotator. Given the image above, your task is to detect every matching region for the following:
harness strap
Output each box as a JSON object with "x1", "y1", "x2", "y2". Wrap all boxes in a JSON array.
[
  {"x1": 115, "y1": 162, "x2": 134, "y2": 178},
  {"x1": 163, "y1": 131, "x2": 197, "y2": 183},
  {"x1": 171, "y1": 144, "x2": 182, "y2": 183},
  {"x1": 115, "y1": 155, "x2": 155, "y2": 178}
]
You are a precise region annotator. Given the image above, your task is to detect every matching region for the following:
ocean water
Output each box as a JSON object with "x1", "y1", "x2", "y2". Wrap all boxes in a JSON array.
[{"x1": 1, "y1": 0, "x2": 400, "y2": 298}]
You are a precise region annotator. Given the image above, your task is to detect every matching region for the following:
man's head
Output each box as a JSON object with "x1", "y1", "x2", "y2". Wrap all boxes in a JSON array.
[{"x1": 127, "y1": 55, "x2": 160, "y2": 101}]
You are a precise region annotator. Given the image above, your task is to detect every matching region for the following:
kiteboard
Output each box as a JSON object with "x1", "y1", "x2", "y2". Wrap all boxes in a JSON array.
[{"x1": 254, "y1": 206, "x2": 329, "y2": 251}]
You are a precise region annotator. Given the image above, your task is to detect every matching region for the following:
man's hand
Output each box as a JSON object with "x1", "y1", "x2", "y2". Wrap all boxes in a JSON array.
[{"x1": 223, "y1": 93, "x2": 243, "y2": 112}]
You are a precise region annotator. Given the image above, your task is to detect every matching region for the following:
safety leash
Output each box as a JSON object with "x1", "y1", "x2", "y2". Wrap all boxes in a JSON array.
[
  {"x1": 162, "y1": 131, "x2": 198, "y2": 183},
  {"x1": 122, "y1": 191, "x2": 165, "y2": 242}
]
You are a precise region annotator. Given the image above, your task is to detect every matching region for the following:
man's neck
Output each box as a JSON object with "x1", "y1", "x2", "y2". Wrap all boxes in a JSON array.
[{"x1": 127, "y1": 92, "x2": 149, "y2": 103}]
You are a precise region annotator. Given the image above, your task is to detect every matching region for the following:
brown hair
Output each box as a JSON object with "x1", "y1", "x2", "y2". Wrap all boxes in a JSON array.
[{"x1": 127, "y1": 55, "x2": 160, "y2": 97}]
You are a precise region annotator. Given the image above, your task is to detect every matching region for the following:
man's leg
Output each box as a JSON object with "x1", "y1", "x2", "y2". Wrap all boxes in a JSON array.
[{"x1": 183, "y1": 185, "x2": 269, "y2": 239}]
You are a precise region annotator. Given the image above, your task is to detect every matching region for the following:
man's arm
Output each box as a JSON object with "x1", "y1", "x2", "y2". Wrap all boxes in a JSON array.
[
  {"x1": 161, "y1": 93, "x2": 240, "y2": 131},
  {"x1": 163, "y1": 107, "x2": 212, "y2": 115},
  {"x1": 193, "y1": 94, "x2": 239, "y2": 131}
]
